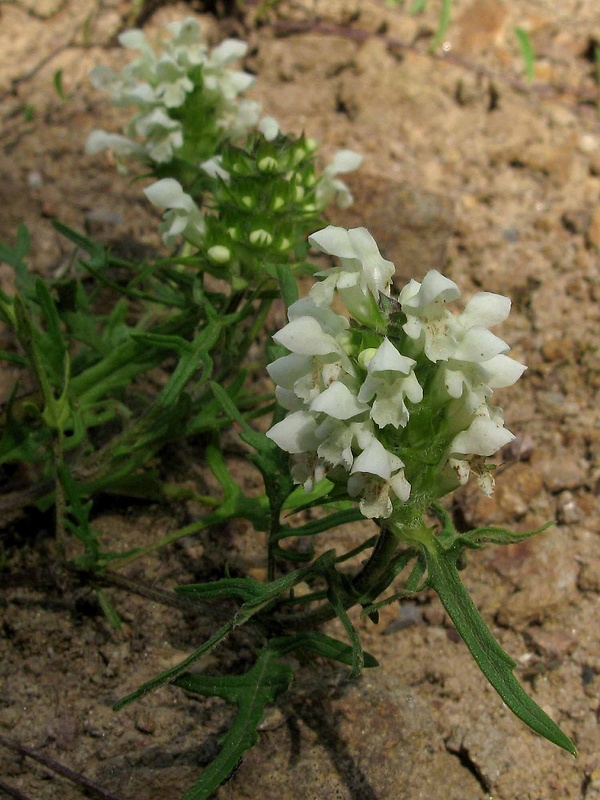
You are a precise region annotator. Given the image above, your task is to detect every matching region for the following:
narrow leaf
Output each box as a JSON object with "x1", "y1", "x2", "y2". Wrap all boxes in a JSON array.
[
  {"x1": 275, "y1": 263, "x2": 298, "y2": 310},
  {"x1": 53, "y1": 68, "x2": 67, "y2": 99},
  {"x1": 430, "y1": 0, "x2": 452, "y2": 52},
  {"x1": 174, "y1": 647, "x2": 293, "y2": 800},
  {"x1": 424, "y1": 540, "x2": 576, "y2": 755},
  {"x1": 515, "y1": 27, "x2": 536, "y2": 83}
]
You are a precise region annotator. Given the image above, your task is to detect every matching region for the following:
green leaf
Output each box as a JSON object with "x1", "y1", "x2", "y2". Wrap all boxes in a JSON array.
[
  {"x1": 515, "y1": 27, "x2": 536, "y2": 83},
  {"x1": 272, "y1": 631, "x2": 379, "y2": 668},
  {"x1": 429, "y1": 0, "x2": 452, "y2": 52},
  {"x1": 53, "y1": 68, "x2": 67, "y2": 100},
  {"x1": 0, "y1": 224, "x2": 33, "y2": 298},
  {"x1": 153, "y1": 325, "x2": 221, "y2": 409},
  {"x1": 114, "y1": 551, "x2": 337, "y2": 711},
  {"x1": 94, "y1": 587, "x2": 122, "y2": 629},
  {"x1": 275, "y1": 507, "x2": 364, "y2": 541},
  {"x1": 460, "y1": 521, "x2": 553, "y2": 548},
  {"x1": 52, "y1": 220, "x2": 105, "y2": 260},
  {"x1": 209, "y1": 381, "x2": 294, "y2": 516},
  {"x1": 177, "y1": 575, "x2": 272, "y2": 604},
  {"x1": 174, "y1": 646, "x2": 293, "y2": 800},
  {"x1": 325, "y1": 568, "x2": 365, "y2": 679},
  {"x1": 275, "y1": 263, "x2": 298, "y2": 310},
  {"x1": 35, "y1": 279, "x2": 67, "y2": 386},
  {"x1": 171, "y1": 631, "x2": 378, "y2": 800},
  {"x1": 424, "y1": 538, "x2": 576, "y2": 755},
  {"x1": 0, "y1": 223, "x2": 30, "y2": 269}
]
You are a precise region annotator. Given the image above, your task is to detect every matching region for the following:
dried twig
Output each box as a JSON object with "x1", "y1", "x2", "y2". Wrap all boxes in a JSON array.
[{"x1": 0, "y1": 734, "x2": 129, "y2": 800}]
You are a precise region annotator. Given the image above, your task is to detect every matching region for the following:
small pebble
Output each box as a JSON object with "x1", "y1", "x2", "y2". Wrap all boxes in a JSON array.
[{"x1": 27, "y1": 171, "x2": 43, "y2": 189}]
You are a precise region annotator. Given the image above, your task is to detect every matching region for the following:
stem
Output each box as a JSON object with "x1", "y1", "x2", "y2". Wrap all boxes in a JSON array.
[
  {"x1": 53, "y1": 431, "x2": 67, "y2": 565},
  {"x1": 272, "y1": 525, "x2": 399, "y2": 630}
]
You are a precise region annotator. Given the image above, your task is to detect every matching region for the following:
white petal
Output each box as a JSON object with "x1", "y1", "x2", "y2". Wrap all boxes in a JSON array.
[
  {"x1": 85, "y1": 130, "x2": 138, "y2": 155},
  {"x1": 273, "y1": 317, "x2": 341, "y2": 356},
  {"x1": 451, "y1": 416, "x2": 515, "y2": 457},
  {"x1": 143, "y1": 178, "x2": 190, "y2": 210},
  {"x1": 310, "y1": 382, "x2": 367, "y2": 420},
  {"x1": 287, "y1": 298, "x2": 349, "y2": 334},
  {"x1": 200, "y1": 156, "x2": 230, "y2": 181},
  {"x1": 402, "y1": 270, "x2": 460, "y2": 309},
  {"x1": 267, "y1": 353, "x2": 311, "y2": 390},
  {"x1": 275, "y1": 387, "x2": 304, "y2": 411},
  {"x1": 266, "y1": 411, "x2": 318, "y2": 453},
  {"x1": 328, "y1": 149, "x2": 363, "y2": 174},
  {"x1": 118, "y1": 29, "x2": 151, "y2": 51},
  {"x1": 210, "y1": 39, "x2": 248, "y2": 64},
  {"x1": 485, "y1": 354, "x2": 527, "y2": 388},
  {"x1": 308, "y1": 226, "x2": 356, "y2": 259},
  {"x1": 448, "y1": 457, "x2": 470, "y2": 486},
  {"x1": 389, "y1": 470, "x2": 411, "y2": 502},
  {"x1": 461, "y1": 292, "x2": 511, "y2": 328},
  {"x1": 367, "y1": 338, "x2": 415, "y2": 375},
  {"x1": 452, "y1": 327, "x2": 509, "y2": 362},
  {"x1": 350, "y1": 438, "x2": 402, "y2": 479},
  {"x1": 258, "y1": 116, "x2": 279, "y2": 141}
]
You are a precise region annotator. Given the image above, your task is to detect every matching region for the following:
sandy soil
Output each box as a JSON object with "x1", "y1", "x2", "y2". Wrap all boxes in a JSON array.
[{"x1": 1, "y1": 1, "x2": 599, "y2": 799}]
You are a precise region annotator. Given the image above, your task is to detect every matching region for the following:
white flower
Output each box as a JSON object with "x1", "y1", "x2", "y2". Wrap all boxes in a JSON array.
[
  {"x1": 347, "y1": 439, "x2": 411, "y2": 518},
  {"x1": 309, "y1": 381, "x2": 368, "y2": 420},
  {"x1": 315, "y1": 418, "x2": 373, "y2": 471},
  {"x1": 118, "y1": 28, "x2": 154, "y2": 54},
  {"x1": 399, "y1": 270, "x2": 461, "y2": 362},
  {"x1": 258, "y1": 116, "x2": 280, "y2": 141},
  {"x1": 439, "y1": 353, "x2": 526, "y2": 412},
  {"x1": 203, "y1": 39, "x2": 255, "y2": 103},
  {"x1": 308, "y1": 226, "x2": 395, "y2": 326},
  {"x1": 144, "y1": 178, "x2": 205, "y2": 247},
  {"x1": 226, "y1": 98, "x2": 262, "y2": 139},
  {"x1": 154, "y1": 55, "x2": 194, "y2": 108},
  {"x1": 85, "y1": 130, "x2": 144, "y2": 158},
  {"x1": 200, "y1": 156, "x2": 230, "y2": 181},
  {"x1": 266, "y1": 410, "x2": 318, "y2": 454},
  {"x1": 130, "y1": 108, "x2": 182, "y2": 162},
  {"x1": 448, "y1": 456, "x2": 495, "y2": 496},
  {"x1": 316, "y1": 149, "x2": 362, "y2": 209},
  {"x1": 358, "y1": 338, "x2": 423, "y2": 429},
  {"x1": 165, "y1": 17, "x2": 206, "y2": 68},
  {"x1": 273, "y1": 316, "x2": 344, "y2": 358},
  {"x1": 450, "y1": 405, "x2": 514, "y2": 457},
  {"x1": 268, "y1": 352, "x2": 343, "y2": 407},
  {"x1": 290, "y1": 453, "x2": 328, "y2": 492}
]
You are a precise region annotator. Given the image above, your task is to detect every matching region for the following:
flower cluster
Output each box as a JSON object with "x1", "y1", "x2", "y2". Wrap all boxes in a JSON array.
[
  {"x1": 266, "y1": 226, "x2": 526, "y2": 519},
  {"x1": 85, "y1": 17, "x2": 270, "y2": 166},
  {"x1": 141, "y1": 135, "x2": 362, "y2": 282},
  {"x1": 85, "y1": 17, "x2": 363, "y2": 265}
]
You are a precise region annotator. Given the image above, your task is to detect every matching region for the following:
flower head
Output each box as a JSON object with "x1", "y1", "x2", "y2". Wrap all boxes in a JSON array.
[{"x1": 267, "y1": 225, "x2": 525, "y2": 519}]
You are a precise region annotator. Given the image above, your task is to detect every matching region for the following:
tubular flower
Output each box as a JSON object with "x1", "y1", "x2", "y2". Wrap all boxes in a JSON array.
[
  {"x1": 267, "y1": 225, "x2": 525, "y2": 519},
  {"x1": 143, "y1": 178, "x2": 205, "y2": 247}
]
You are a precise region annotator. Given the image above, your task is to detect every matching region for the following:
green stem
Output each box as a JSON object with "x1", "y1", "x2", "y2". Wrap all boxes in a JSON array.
[{"x1": 273, "y1": 525, "x2": 399, "y2": 630}]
